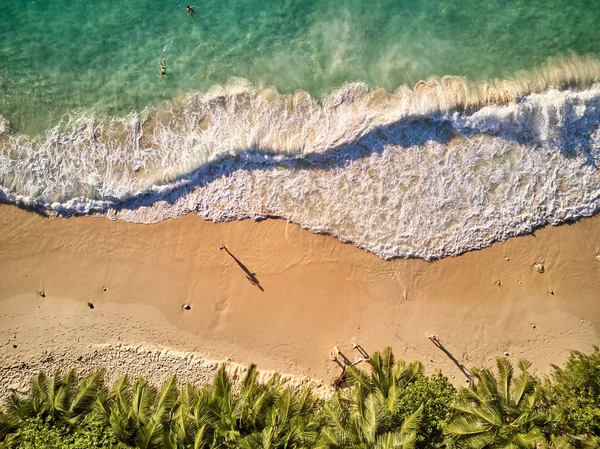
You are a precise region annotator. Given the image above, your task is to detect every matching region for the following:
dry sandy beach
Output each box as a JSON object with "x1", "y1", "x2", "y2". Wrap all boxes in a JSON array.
[{"x1": 1, "y1": 204, "x2": 599, "y2": 394}]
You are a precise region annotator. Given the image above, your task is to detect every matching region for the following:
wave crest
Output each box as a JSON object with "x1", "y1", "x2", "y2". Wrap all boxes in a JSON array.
[{"x1": 1, "y1": 55, "x2": 600, "y2": 259}]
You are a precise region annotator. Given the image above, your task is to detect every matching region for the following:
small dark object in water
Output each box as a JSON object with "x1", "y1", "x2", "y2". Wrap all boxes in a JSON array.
[
  {"x1": 39, "y1": 291, "x2": 45, "y2": 297},
  {"x1": 182, "y1": 304, "x2": 191, "y2": 310},
  {"x1": 87, "y1": 302, "x2": 94, "y2": 309}
]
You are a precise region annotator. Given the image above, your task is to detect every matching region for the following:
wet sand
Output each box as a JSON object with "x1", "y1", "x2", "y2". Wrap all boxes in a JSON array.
[{"x1": 1, "y1": 204, "x2": 599, "y2": 392}]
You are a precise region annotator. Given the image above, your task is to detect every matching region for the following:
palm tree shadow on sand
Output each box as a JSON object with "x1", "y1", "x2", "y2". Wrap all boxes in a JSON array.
[
  {"x1": 223, "y1": 248, "x2": 265, "y2": 292},
  {"x1": 428, "y1": 335, "x2": 471, "y2": 379}
]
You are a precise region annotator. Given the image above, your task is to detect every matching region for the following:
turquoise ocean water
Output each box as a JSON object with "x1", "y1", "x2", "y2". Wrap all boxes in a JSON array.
[
  {"x1": 2, "y1": 0, "x2": 600, "y2": 133},
  {"x1": 2, "y1": 0, "x2": 600, "y2": 259}
]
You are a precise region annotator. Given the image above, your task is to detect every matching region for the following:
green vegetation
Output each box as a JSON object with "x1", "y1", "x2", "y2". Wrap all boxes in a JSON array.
[
  {"x1": 1, "y1": 348, "x2": 599, "y2": 449},
  {"x1": 445, "y1": 359, "x2": 549, "y2": 449}
]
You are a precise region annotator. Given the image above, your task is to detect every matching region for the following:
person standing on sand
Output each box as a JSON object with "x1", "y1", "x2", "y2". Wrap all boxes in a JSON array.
[{"x1": 219, "y1": 243, "x2": 226, "y2": 250}]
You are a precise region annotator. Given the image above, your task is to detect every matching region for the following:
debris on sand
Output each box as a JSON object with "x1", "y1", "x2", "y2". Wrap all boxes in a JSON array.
[{"x1": 533, "y1": 263, "x2": 545, "y2": 273}]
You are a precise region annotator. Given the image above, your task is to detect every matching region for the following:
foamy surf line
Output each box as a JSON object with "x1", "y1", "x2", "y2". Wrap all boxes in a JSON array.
[{"x1": 1, "y1": 56, "x2": 600, "y2": 260}]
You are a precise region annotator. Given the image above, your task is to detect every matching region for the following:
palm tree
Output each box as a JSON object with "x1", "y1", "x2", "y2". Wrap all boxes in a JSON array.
[
  {"x1": 238, "y1": 387, "x2": 320, "y2": 449},
  {"x1": 202, "y1": 364, "x2": 308, "y2": 448},
  {"x1": 1, "y1": 369, "x2": 104, "y2": 428},
  {"x1": 317, "y1": 348, "x2": 425, "y2": 449},
  {"x1": 0, "y1": 370, "x2": 104, "y2": 448},
  {"x1": 94, "y1": 374, "x2": 179, "y2": 449},
  {"x1": 344, "y1": 347, "x2": 424, "y2": 417},
  {"x1": 172, "y1": 382, "x2": 218, "y2": 448},
  {"x1": 318, "y1": 385, "x2": 424, "y2": 449},
  {"x1": 175, "y1": 364, "x2": 320, "y2": 449},
  {"x1": 444, "y1": 358, "x2": 550, "y2": 449},
  {"x1": 170, "y1": 364, "x2": 266, "y2": 448}
]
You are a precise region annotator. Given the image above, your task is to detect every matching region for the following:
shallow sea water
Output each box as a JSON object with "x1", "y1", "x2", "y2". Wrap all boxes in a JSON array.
[
  {"x1": 2, "y1": 0, "x2": 600, "y2": 132},
  {"x1": 1, "y1": 0, "x2": 600, "y2": 259}
]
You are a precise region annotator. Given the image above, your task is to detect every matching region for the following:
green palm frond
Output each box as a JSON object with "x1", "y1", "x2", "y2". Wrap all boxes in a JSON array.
[
  {"x1": 458, "y1": 432, "x2": 498, "y2": 449},
  {"x1": 399, "y1": 404, "x2": 424, "y2": 436},
  {"x1": 62, "y1": 370, "x2": 78, "y2": 409},
  {"x1": 373, "y1": 432, "x2": 397, "y2": 449},
  {"x1": 112, "y1": 375, "x2": 133, "y2": 413},
  {"x1": 241, "y1": 364, "x2": 259, "y2": 392},
  {"x1": 446, "y1": 358, "x2": 550, "y2": 449},
  {"x1": 275, "y1": 389, "x2": 293, "y2": 424},
  {"x1": 368, "y1": 348, "x2": 392, "y2": 395},
  {"x1": 473, "y1": 369, "x2": 499, "y2": 403},
  {"x1": 132, "y1": 378, "x2": 153, "y2": 424},
  {"x1": 509, "y1": 369, "x2": 532, "y2": 408},
  {"x1": 319, "y1": 425, "x2": 346, "y2": 447},
  {"x1": 468, "y1": 402, "x2": 503, "y2": 427},
  {"x1": 384, "y1": 381, "x2": 400, "y2": 414},
  {"x1": 193, "y1": 423, "x2": 210, "y2": 449},
  {"x1": 290, "y1": 387, "x2": 316, "y2": 417},
  {"x1": 181, "y1": 382, "x2": 200, "y2": 411},
  {"x1": 444, "y1": 414, "x2": 491, "y2": 437},
  {"x1": 53, "y1": 384, "x2": 68, "y2": 416},
  {"x1": 109, "y1": 405, "x2": 136, "y2": 446},
  {"x1": 47, "y1": 370, "x2": 63, "y2": 413},
  {"x1": 361, "y1": 393, "x2": 384, "y2": 444},
  {"x1": 496, "y1": 358, "x2": 514, "y2": 404},
  {"x1": 31, "y1": 371, "x2": 50, "y2": 415},
  {"x1": 346, "y1": 365, "x2": 372, "y2": 392},
  {"x1": 320, "y1": 395, "x2": 348, "y2": 433},
  {"x1": 511, "y1": 429, "x2": 543, "y2": 449},
  {"x1": 69, "y1": 370, "x2": 104, "y2": 421},
  {"x1": 456, "y1": 384, "x2": 487, "y2": 406},
  {"x1": 398, "y1": 361, "x2": 425, "y2": 388},
  {"x1": 213, "y1": 366, "x2": 232, "y2": 404},
  {"x1": 5, "y1": 392, "x2": 35, "y2": 425},
  {"x1": 392, "y1": 359, "x2": 408, "y2": 381},
  {"x1": 375, "y1": 430, "x2": 418, "y2": 449},
  {"x1": 239, "y1": 431, "x2": 266, "y2": 449},
  {"x1": 136, "y1": 416, "x2": 164, "y2": 449},
  {"x1": 154, "y1": 376, "x2": 178, "y2": 419}
]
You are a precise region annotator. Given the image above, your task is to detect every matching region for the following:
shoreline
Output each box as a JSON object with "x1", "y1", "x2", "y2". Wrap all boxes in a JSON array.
[{"x1": 1, "y1": 204, "x2": 599, "y2": 393}]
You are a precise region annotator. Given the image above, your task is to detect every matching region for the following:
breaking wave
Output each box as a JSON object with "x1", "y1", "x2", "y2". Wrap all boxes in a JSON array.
[{"x1": 2, "y1": 55, "x2": 600, "y2": 260}]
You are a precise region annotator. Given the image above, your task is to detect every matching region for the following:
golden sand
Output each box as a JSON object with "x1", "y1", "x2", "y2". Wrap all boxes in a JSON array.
[{"x1": 0, "y1": 204, "x2": 599, "y2": 390}]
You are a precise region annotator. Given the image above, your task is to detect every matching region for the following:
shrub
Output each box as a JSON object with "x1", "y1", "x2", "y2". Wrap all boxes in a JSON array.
[
  {"x1": 2, "y1": 417, "x2": 115, "y2": 449},
  {"x1": 391, "y1": 371, "x2": 456, "y2": 449},
  {"x1": 546, "y1": 348, "x2": 600, "y2": 437}
]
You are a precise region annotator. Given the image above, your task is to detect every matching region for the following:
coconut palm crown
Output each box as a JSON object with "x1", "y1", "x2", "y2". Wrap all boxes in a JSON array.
[
  {"x1": 317, "y1": 347, "x2": 425, "y2": 449},
  {"x1": 445, "y1": 358, "x2": 550, "y2": 449}
]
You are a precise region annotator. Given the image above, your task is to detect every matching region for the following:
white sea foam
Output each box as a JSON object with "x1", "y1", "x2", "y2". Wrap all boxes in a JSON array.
[{"x1": 1, "y1": 56, "x2": 600, "y2": 259}]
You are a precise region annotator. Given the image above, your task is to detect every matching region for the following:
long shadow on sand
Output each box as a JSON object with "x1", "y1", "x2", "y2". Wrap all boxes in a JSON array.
[
  {"x1": 224, "y1": 248, "x2": 264, "y2": 292},
  {"x1": 429, "y1": 337, "x2": 471, "y2": 379}
]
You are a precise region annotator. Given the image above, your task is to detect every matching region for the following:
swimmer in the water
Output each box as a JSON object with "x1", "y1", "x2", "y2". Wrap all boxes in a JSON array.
[
  {"x1": 159, "y1": 59, "x2": 168, "y2": 81},
  {"x1": 186, "y1": 5, "x2": 197, "y2": 15}
]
